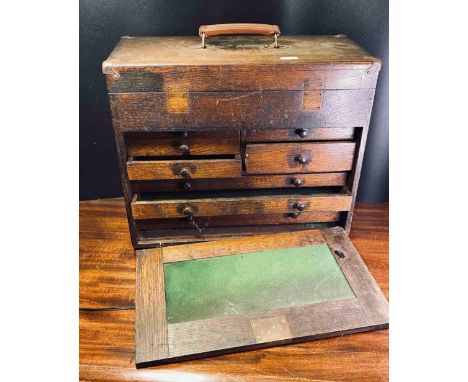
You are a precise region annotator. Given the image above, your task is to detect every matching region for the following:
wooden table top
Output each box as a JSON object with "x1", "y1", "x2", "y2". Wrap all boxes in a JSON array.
[{"x1": 80, "y1": 198, "x2": 388, "y2": 381}]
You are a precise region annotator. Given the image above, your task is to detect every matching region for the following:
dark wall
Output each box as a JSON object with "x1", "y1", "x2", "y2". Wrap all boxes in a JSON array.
[{"x1": 80, "y1": 0, "x2": 388, "y2": 202}]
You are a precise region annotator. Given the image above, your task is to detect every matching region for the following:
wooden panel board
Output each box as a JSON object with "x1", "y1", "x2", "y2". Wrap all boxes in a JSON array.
[
  {"x1": 246, "y1": 142, "x2": 356, "y2": 174},
  {"x1": 131, "y1": 192, "x2": 353, "y2": 219},
  {"x1": 246, "y1": 127, "x2": 356, "y2": 142},
  {"x1": 135, "y1": 248, "x2": 168, "y2": 364},
  {"x1": 106, "y1": 66, "x2": 379, "y2": 93},
  {"x1": 127, "y1": 158, "x2": 241, "y2": 180},
  {"x1": 110, "y1": 89, "x2": 375, "y2": 131},
  {"x1": 131, "y1": 173, "x2": 348, "y2": 192},
  {"x1": 134, "y1": 227, "x2": 389, "y2": 366}
]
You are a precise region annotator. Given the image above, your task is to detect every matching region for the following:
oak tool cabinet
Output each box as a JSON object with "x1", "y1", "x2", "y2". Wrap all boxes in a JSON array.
[{"x1": 103, "y1": 24, "x2": 388, "y2": 367}]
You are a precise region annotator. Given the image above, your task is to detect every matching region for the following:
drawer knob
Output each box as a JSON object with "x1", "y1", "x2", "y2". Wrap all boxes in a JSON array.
[
  {"x1": 182, "y1": 206, "x2": 194, "y2": 218},
  {"x1": 181, "y1": 131, "x2": 189, "y2": 138},
  {"x1": 295, "y1": 155, "x2": 308, "y2": 164},
  {"x1": 182, "y1": 180, "x2": 192, "y2": 190},
  {"x1": 294, "y1": 202, "x2": 306, "y2": 211},
  {"x1": 179, "y1": 144, "x2": 190, "y2": 155},
  {"x1": 291, "y1": 177, "x2": 303, "y2": 187},
  {"x1": 288, "y1": 212, "x2": 300, "y2": 218},
  {"x1": 296, "y1": 129, "x2": 308, "y2": 138},
  {"x1": 180, "y1": 168, "x2": 191, "y2": 178}
]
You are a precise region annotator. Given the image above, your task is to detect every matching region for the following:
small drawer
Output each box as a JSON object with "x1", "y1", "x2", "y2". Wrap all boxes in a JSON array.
[
  {"x1": 245, "y1": 142, "x2": 356, "y2": 174},
  {"x1": 131, "y1": 189, "x2": 352, "y2": 219},
  {"x1": 126, "y1": 131, "x2": 240, "y2": 157},
  {"x1": 246, "y1": 127, "x2": 356, "y2": 142},
  {"x1": 127, "y1": 158, "x2": 242, "y2": 180},
  {"x1": 131, "y1": 173, "x2": 348, "y2": 192}
]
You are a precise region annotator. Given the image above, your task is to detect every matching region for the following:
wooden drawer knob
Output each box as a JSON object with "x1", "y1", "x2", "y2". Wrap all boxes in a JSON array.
[
  {"x1": 296, "y1": 129, "x2": 308, "y2": 138},
  {"x1": 291, "y1": 177, "x2": 303, "y2": 187},
  {"x1": 179, "y1": 168, "x2": 191, "y2": 178},
  {"x1": 182, "y1": 206, "x2": 194, "y2": 218},
  {"x1": 179, "y1": 144, "x2": 190, "y2": 155},
  {"x1": 295, "y1": 155, "x2": 308, "y2": 164},
  {"x1": 294, "y1": 202, "x2": 306, "y2": 211}
]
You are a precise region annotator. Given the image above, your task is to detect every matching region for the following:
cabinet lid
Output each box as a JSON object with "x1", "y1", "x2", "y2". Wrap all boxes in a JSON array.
[
  {"x1": 135, "y1": 226, "x2": 388, "y2": 367},
  {"x1": 103, "y1": 35, "x2": 380, "y2": 72}
]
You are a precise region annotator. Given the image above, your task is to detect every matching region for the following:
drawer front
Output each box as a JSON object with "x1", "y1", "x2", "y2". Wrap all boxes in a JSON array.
[
  {"x1": 245, "y1": 142, "x2": 356, "y2": 174},
  {"x1": 126, "y1": 131, "x2": 239, "y2": 156},
  {"x1": 131, "y1": 193, "x2": 352, "y2": 219},
  {"x1": 110, "y1": 89, "x2": 375, "y2": 131},
  {"x1": 131, "y1": 173, "x2": 348, "y2": 192},
  {"x1": 136, "y1": 211, "x2": 341, "y2": 230},
  {"x1": 246, "y1": 127, "x2": 355, "y2": 142},
  {"x1": 127, "y1": 158, "x2": 241, "y2": 180}
]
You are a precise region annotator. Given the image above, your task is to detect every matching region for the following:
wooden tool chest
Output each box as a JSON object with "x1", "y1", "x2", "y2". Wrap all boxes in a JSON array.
[
  {"x1": 103, "y1": 24, "x2": 387, "y2": 367},
  {"x1": 103, "y1": 28, "x2": 380, "y2": 248}
]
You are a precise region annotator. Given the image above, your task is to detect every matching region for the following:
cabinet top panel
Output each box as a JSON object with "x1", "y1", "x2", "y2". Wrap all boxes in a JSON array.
[{"x1": 103, "y1": 35, "x2": 380, "y2": 71}]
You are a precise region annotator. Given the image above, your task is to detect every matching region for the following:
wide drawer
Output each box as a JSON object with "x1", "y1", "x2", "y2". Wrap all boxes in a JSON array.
[
  {"x1": 131, "y1": 173, "x2": 348, "y2": 192},
  {"x1": 136, "y1": 211, "x2": 341, "y2": 230},
  {"x1": 245, "y1": 142, "x2": 356, "y2": 174},
  {"x1": 131, "y1": 190, "x2": 352, "y2": 219},
  {"x1": 126, "y1": 131, "x2": 239, "y2": 157},
  {"x1": 127, "y1": 158, "x2": 241, "y2": 180}
]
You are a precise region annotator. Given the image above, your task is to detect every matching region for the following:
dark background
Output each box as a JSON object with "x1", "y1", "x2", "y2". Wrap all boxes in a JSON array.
[{"x1": 80, "y1": 0, "x2": 388, "y2": 202}]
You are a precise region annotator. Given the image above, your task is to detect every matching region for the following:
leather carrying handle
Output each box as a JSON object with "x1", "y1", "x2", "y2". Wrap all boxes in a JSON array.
[{"x1": 199, "y1": 23, "x2": 280, "y2": 48}]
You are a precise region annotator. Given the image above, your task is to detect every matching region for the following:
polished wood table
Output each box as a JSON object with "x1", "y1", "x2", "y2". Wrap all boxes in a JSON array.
[{"x1": 80, "y1": 198, "x2": 388, "y2": 381}]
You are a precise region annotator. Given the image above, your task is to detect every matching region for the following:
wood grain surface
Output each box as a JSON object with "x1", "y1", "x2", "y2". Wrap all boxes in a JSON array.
[
  {"x1": 80, "y1": 198, "x2": 388, "y2": 381},
  {"x1": 110, "y1": 89, "x2": 375, "y2": 131},
  {"x1": 245, "y1": 142, "x2": 356, "y2": 174},
  {"x1": 131, "y1": 173, "x2": 348, "y2": 192},
  {"x1": 127, "y1": 158, "x2": 242, "y2": 181},
  {"x1": 131, "y1": 192, "x2": 352, "y2": 219}
]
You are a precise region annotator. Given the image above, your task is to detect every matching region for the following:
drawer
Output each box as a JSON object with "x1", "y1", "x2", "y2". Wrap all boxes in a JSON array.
[
  {"x1": 136, "y1": 211, "x2": 341, "y2": 230},
  {"x1": 126, "y1": 131, "x2": 239, "y2": 157},
  {"x1": 246, "y1": 127, "x2": 356, "y2": 142},
  {"x1": 131, "y1": 190, "x2": 352, "y2": 219},
  {"x1": 127, "y1": 158, "x2": 241, "y2": 180},
  {"x1": 245, "y1": 142, "x2": 356, "y2": 174},
  {"x1": 131, "y1": 173, "x2": 348, "y2": 192}
]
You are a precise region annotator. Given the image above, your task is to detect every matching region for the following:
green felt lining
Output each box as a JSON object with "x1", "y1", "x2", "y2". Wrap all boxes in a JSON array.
[{"x1": 164, "y1": 243, "x2": 355, "y2": 324}]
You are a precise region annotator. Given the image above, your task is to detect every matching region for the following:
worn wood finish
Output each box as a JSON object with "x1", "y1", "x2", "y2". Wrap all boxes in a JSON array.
[
  {"x1": 126, "y1": 133, "x2": 240, "y2": 157},
  {"x1": 132, "y1": 227, "x2": 388, "y2": 366},
  {"x1": 131, "y1": 192, "x2": 352, "y2": 219},
  {"x1": 102, "y1": 35, "x2": 380, "y2": 69},
  {"x1": 246, "y1": 142, "x2": 356, "y2": 174},
  {"x1": 162, "y1": 229, "x2": 325, "y2": 263},
  {"x1": 104, "y1": 35, "x2": 381, "y2": 244},
  {"x1": 110, "y1": 89, "x2": 375, "y2": 131},
  {"x1": 246, "y1": 127, "x2": 356, "y2": 142},
  {"x1": 131, "y1": 172, "x2": 348, "y2": 192},
  {"x1": 127, "y1": 158, "x2": 241, "y2": 180},
  {"x1": 80, "y1": 199, "x2": 388, "y2": 380},
  {"x1": 106, "y1": 66, "x2": 379, "y2": 93},
  {"x1": 136, "y1": 211, "x2": 340, "y2": 230},
  {"x1": 137, "y1": 224, "x2": 335, "y2": 247},
  {"x1": 135, "y1": 248, "x2": 168, "y2": 364}
]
